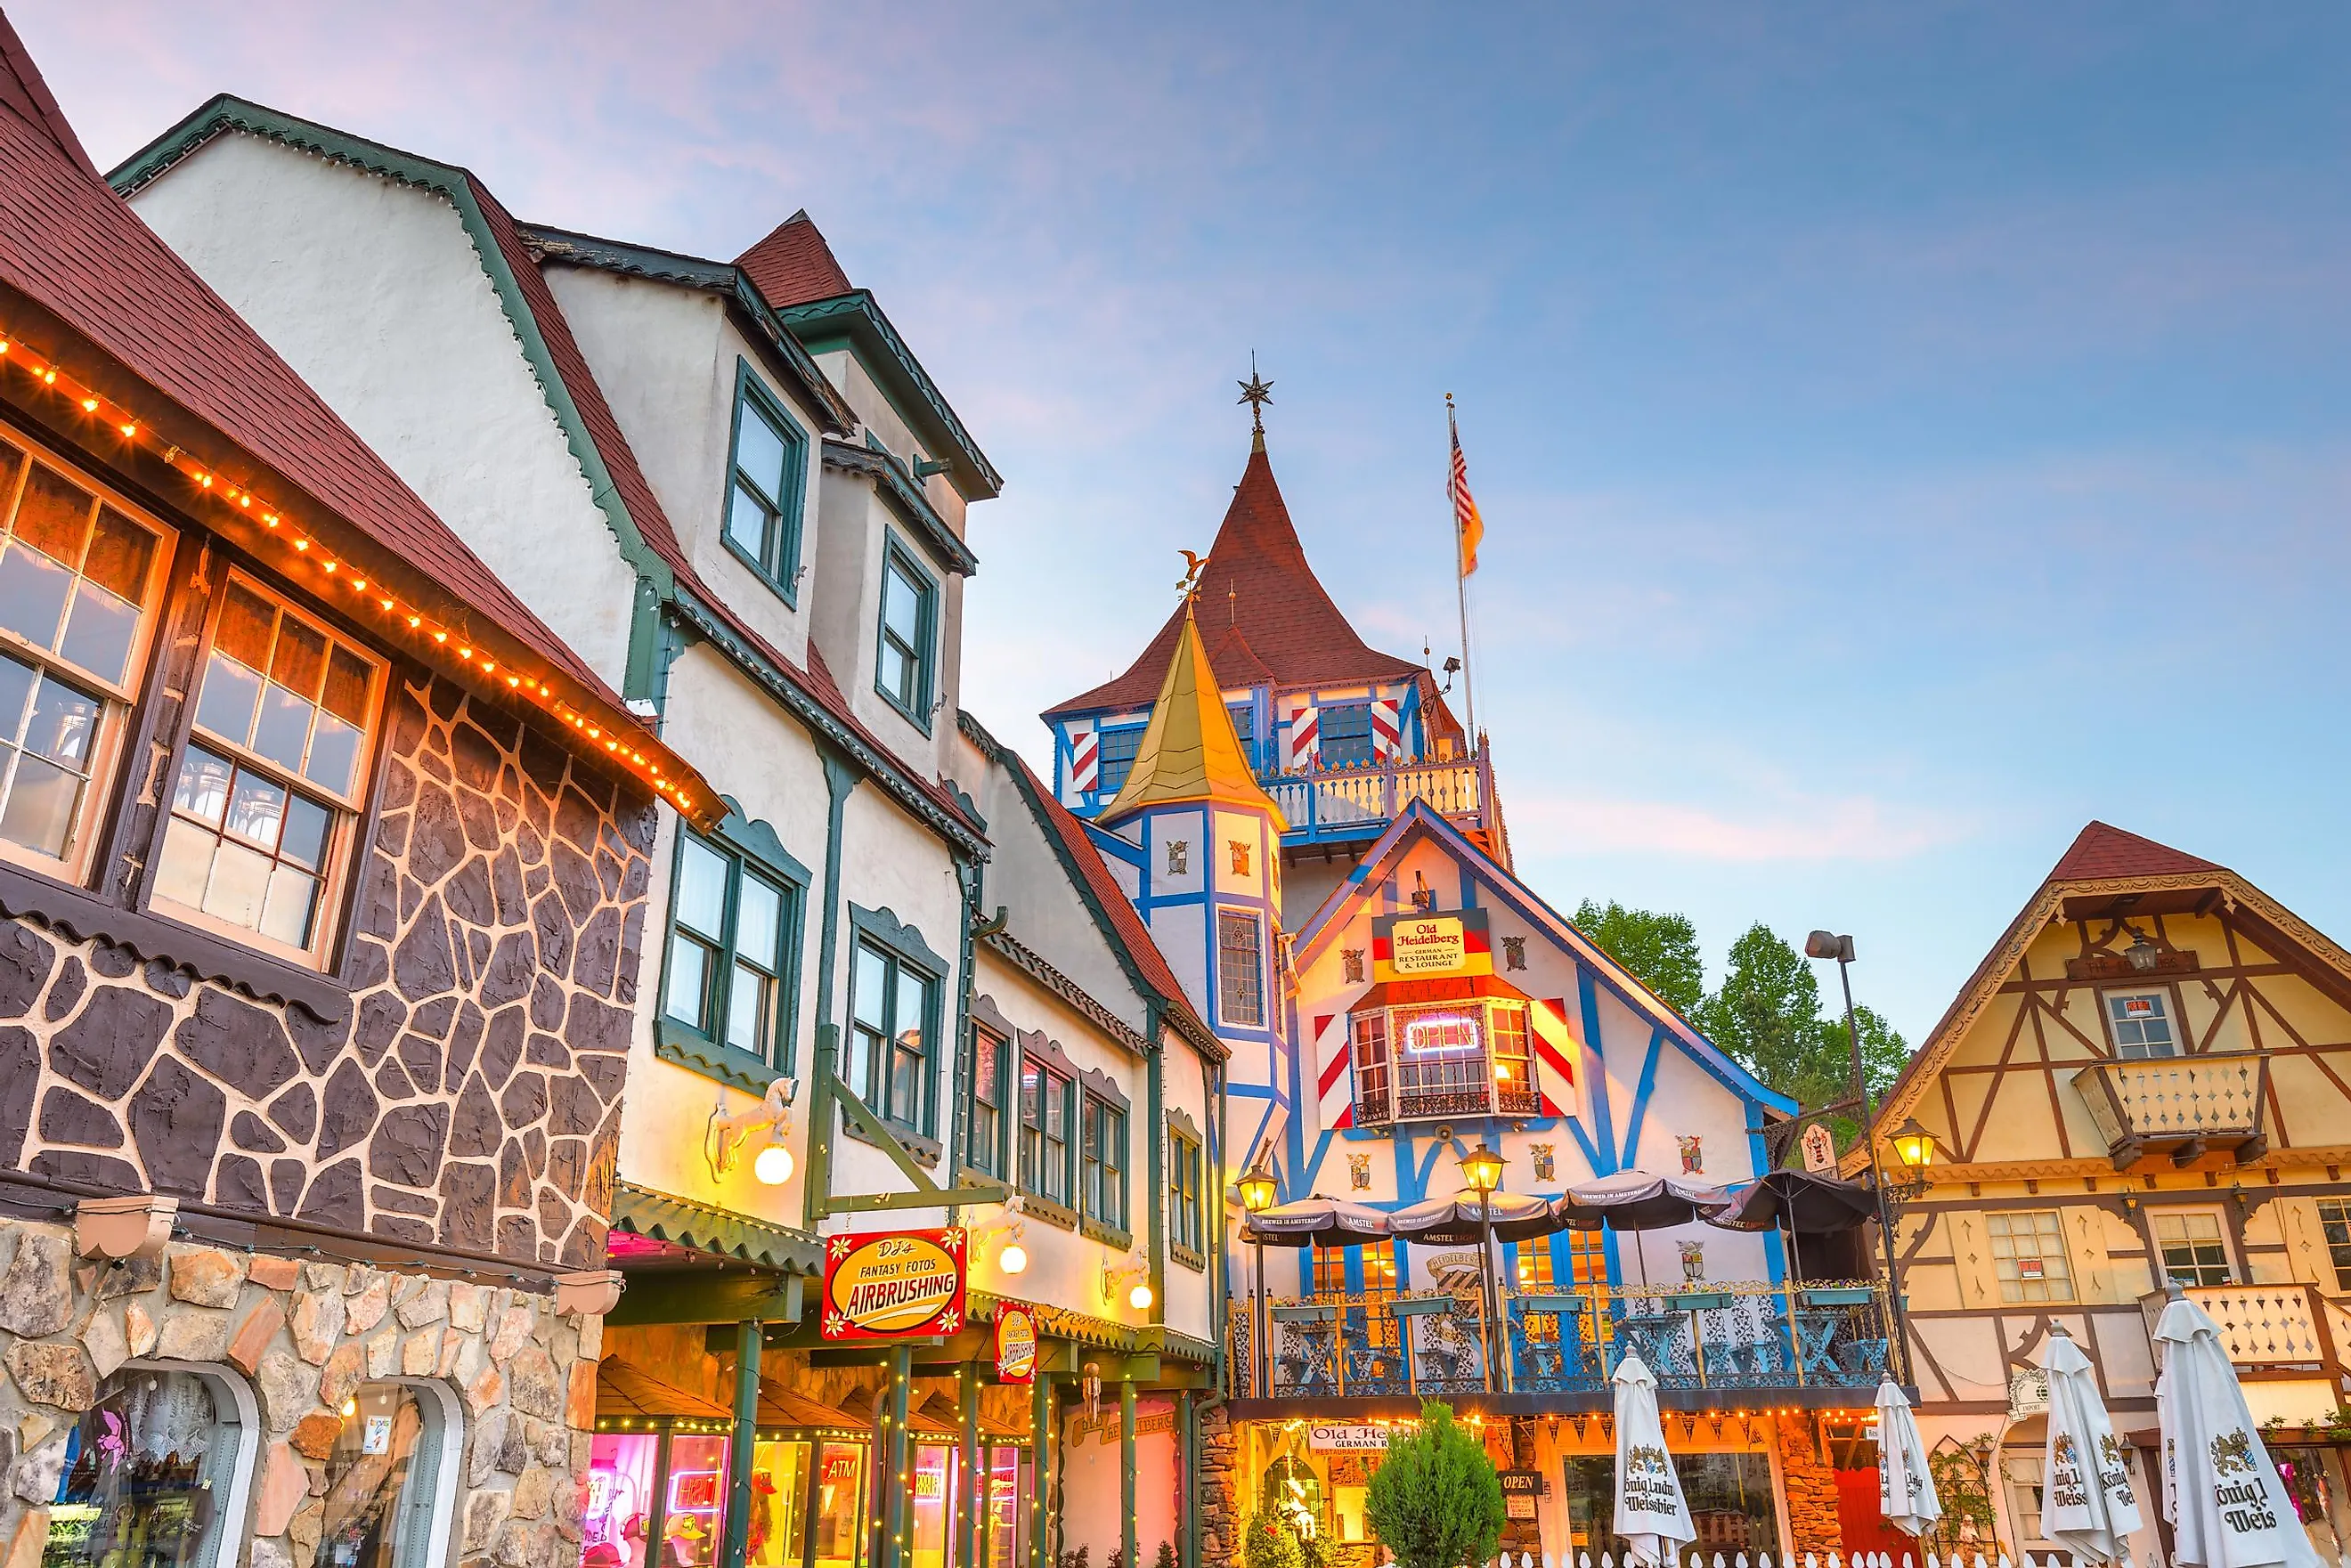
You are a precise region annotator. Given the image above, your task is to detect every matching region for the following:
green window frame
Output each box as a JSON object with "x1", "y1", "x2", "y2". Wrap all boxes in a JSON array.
[
  {"x1": 721, "y1": 362, "x2": 809, "y2": 604},
  {"x1": 875, "y1": 533, "x2": 938, "y2": 728},
  {"x1": 1080, "y1": 1091, "x2": 1127, "y2": 1231},
  {"x1": 1019, "y1": 1052, "x2": 1073, "y2": 1210},
  {"x1": 657, "y1": 814, "x2": 807, "y2": 1081},
  {"x1": 1170, "y1": 1128, "x2": 1204, "y2": 1260},
  {"x1": 966, "y1": 1020, "x2": 1011, "y2": 1180},
  {"x1": 849, "y1": 938, "x2": 940, "y2": 1136}
]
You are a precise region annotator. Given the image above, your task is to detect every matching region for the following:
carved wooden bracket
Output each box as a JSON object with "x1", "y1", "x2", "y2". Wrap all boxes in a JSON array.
[
  {"x1": 555, "y1": 1269, "x2": 627, "y2": 1318},
  {"x1": 74, "y1": 1194, "x2": 177, "y2": 1262}
]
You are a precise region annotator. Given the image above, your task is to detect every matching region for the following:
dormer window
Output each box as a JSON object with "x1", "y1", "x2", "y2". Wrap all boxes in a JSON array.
[
  {"x1": 723, "y1": 364, "x2": 809, "y2": 603},
  {"x1": 1349, "y1": 998, "x2": 1539, "y2": 1125},
  {"x1": 1319, "y1": 703, "x2": 1375, "y2": 768},
  {"x1": 875, "y1": 536, "x2": 937, "y2": 727}
]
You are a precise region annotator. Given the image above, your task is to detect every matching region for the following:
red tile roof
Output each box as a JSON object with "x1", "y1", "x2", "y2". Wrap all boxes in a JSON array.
[
  {"x1": 0, "y1": 12, "x2": 711, "y2": 808},
  {"x1": 736, "y1": 210, "x2": 854, "y2": 308},
  {"x1": 1045, "y1": 443, "x2": 1431, "y2": 717},
  {"x1": 1016, "y1": 751, "x2": 1211, "y2": 1046},
  {"x1": 2048, "y1": 820, "x2": 2222, "y2": 884}
]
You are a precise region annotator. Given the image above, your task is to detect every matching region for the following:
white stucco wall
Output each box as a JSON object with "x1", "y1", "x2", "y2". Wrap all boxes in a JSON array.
[{"x1": 126, "y1": 132, "x2": 640, "y2": 683}]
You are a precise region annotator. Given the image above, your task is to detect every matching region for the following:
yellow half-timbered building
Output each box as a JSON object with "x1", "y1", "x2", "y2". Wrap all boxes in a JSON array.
[{"x1": 1858, "y1": 822, "x2": 2351, "y2": 1565}]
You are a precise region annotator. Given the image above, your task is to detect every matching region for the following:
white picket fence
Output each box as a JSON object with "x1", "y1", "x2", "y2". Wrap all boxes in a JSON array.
[{"x1": 1460, "y1": 1554, "x2": 2131, "y2": 1568}]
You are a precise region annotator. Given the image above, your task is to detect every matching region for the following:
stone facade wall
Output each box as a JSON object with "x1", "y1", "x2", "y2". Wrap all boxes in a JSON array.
[
  {"x1": 0, "y1": 669, "x2": 654, "y2": 1266},
  {"x1": 1777, "y1": 1411, "x2": 1842, "y2": 1556},
  {"x1": 0, "y1": 1224, "x2": 599, "y2": 1568},
  {"x1": 1195, "y1": 1402, "x2": 1235, "y2": 1565}
]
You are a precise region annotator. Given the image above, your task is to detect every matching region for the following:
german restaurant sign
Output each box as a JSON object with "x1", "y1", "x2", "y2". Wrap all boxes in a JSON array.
[
  {"x1": 1371, "y1": 907, "x2": 1492, "y2": 982},
  {"x1": 821, "y1": 1227, "x2": 966, "y2": 1341},
  {"x1": 995, "y1": 1304, "x2": 1038, "y2": 1385}
]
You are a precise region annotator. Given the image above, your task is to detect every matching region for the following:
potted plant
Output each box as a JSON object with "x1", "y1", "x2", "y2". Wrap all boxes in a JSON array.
[{"x1": 1363, "y1": 1401, "x2": 1504, "y2": 1568}]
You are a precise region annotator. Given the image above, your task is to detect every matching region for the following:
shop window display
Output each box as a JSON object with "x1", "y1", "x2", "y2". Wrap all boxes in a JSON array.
[
  {"x1": 747, "y1": 1442, "x2": 811, "y2": 1568},
  {"x1": 810, "y1": 1442, "x2": 866, "y2": 1568},
  {"x1": 910, "y1": 1444, "x2": 956, "y2": 1568},
  {"x1": 1561, "y1": 1453, "x2": 1778, "y2": 1560},
  {"x1": 985, "y1": 1450, "x2": 1023, "y2": 1568},
  {"x1": 46, "y1": 1368, "x2": 245, "y2": 1568},
  {"x1": 313, "y1": 1383, "x2": 446, "y2": 1568},
  {"x1": 659, "y1": 1435, "x2": 733, "y2": 1567},
  {"x1": 585, "y1": 1434, "x2": 660, "y2": 1568}
]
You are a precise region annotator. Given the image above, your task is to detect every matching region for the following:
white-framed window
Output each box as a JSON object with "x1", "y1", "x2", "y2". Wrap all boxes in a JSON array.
[
  {"x1": 152, "y1": 573, "x2": 383, "y2": 965},
  {"x1": 315, "y1": 1378, "x2": 462, "y2": 1568},
  {"x1": 1217, "y1": 908, "x2": 1265, "y2": 1028},
  {"x1": 48, "y1": 1361, "x2": 258, "y2": 1568},
  {"x1": 2103, "y1": 989, "x2": 2179, "y2": 1058},
  {"x1": 2002, "y1": 1450, "x2": 2052, "y2": 1547},
  {"x1": 2153, "y1": 1208, "x2": 2233, "y2": 1287},
  {"x1": 1347, "y1": 999, "x2": 1540, "y2": 1125},
  {"x1": 0, "y1": 431, "x2": 173, "y2": 876},
  {"x1": 1988, "y1": 1209, "x2": 2074, "y2": 1303}
]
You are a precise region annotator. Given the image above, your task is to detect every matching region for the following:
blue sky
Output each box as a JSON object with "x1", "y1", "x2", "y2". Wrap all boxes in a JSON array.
[{"x1": 22, "y1": 4, "x2": 2351, "y2": 1042}]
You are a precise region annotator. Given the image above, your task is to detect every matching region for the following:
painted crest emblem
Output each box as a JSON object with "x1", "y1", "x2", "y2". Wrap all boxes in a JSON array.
[
  {"x1": 2210, "y1": 1430, "x2": 2256, "y2": 1476},
  {"x1": 2054, "y1": 1433, "x2": 2078, "y2": 1467}
]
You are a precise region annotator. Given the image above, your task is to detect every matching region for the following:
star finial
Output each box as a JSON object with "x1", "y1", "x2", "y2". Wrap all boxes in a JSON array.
[{"x1": 1237, "y1": 353, "x2": 1273, "y2": 447}]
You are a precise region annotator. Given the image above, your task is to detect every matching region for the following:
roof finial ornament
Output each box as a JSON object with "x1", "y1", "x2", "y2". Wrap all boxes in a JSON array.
[
  {"x1": 1237, "y1": 353, "x2": 1273, "y2": 452},
  {"x1": 1177, "y1": 549, "x2": 1207, "y2": 603}
]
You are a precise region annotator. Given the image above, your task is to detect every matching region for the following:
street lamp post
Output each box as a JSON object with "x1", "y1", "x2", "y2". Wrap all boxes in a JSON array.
[
  {"x1": 1804, "y1": 930, "x2": 1916, "y2": 1385},
  {"x1": 1459, "y1": 1141, "x2": 1507, "y2": 1393},
  {"x1": 1237, "y1": 1157, "x2": 1278, "y2": 1398}
]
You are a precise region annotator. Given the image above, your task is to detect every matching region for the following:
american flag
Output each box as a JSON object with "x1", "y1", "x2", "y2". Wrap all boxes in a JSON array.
[{"x1": 1449, "y1": 419, "x2": 1485, "y2": 577}]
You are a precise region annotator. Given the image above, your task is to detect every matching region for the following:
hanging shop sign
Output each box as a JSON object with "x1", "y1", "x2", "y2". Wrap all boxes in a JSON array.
[
  {"x1": 821, "y1": 1227, "x2": 966, "y2": 1341},
  {"x1": 1307, "y1": 1422, "x2": 1410, "y2": 1451},
  {"x1": 1800, "y1": 1123, "x2": 1837, "y2": 1174},
  {"x1": 1500, "y1": 1470, "x2": 1545, "y2": 1521},
  {"x1": 1371, "y1": 908, "x2": 1492, "y2": 982},
  {"x1": 995, "y1": 1304, "x2": 1038, "y2": 1385}
]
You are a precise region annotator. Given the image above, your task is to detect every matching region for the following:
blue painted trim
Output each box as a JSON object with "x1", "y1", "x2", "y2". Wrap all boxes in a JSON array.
[
  {"x1": 1302, "y1": 1127, "x2": 1336, "y2": 1197},
  {"x1": 1616, "y1": 1027, "x2": 1666, "y2": 1169},
  {"x1": 1560, "y1": 1113, "x2": 1603, "y2": 1174},
  {"x1": 1085, "y1": 824, "x2": 1145, "y2": 869},
  {"x1": 1577, "y1": 969, "x2": 1620, "y2": 1176}
]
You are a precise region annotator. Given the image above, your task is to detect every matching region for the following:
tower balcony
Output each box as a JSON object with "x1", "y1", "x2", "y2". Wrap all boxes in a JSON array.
[
  {"x1": 1266, "y1": 750, "x2": 1499, "y2": 852},
  {"x1": 2070, "y1": 1053, "x2": 2268, "y2": 1169}
]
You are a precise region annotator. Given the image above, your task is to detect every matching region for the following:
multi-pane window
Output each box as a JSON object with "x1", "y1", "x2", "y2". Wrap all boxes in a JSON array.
[
  {"x1": 1988, "y1": 1210, "x2": 2073, "y2": 1303},
  {"x1": 967, "y1": 1026, "x2": 1009, "y2": 1177},
  {"x1": 849, "y1": 941, "x2": 935, "y2": 1133},
  {"x1": 155, "y1": 578, "x2": 379, "y2": 961},
  {"x1": 1217, "y1": 909, "x2": 1265, "y2": 1028},
  {"x1": 1490, "y1": 1003, "x2": 1536, "y2": 1113},
  {"x1": 1019, "y1": 1056, "x2": 1071, "y2": 1205},
  {"x1": 875, "y1": 544, "x2": 935, "y2": 720},
  {"x1": 2103, "y1": 990, "x2": 2178, "y2": 1058},
  {"x1": 2318, "y1": 1199, "x2": 2351, "y2": 1291},
  {"x1": 723, "y1": 378, "x2": 806, "y2": 593},
  {"x1": 1514, "y1": 1243, "x2": 1557, "y2": 1291},
  {"x1": 1318, "y1": 703, "x2": 1374, "y2": 768},
  {"x1": 1227, "y1": 703, "x2": 1257, "y2": 773},
  {"x1": 1350, "y1": 1000, "x2": 1539, "y2": 1125},
  {"x1": 1094, "y1": 726, "x2": 1144, "y2": 797},
  {"x1": 2153, "y1": 1210, "x2": 2233, "y2": 1287},
  {"x1": 1563, "y1": 1230, "x2": 1608, "y2": 1288},
  {"x1": 1313, "y1": 1247, "x2": 1352, "y2": 1296},
  {"x1": 661, "y1": 830, "x2": 796, "y2": 1062},
  {"x1": 1170, "y1": 1131, "x2": 1203, "y2": 1255},
  {"x1": 2003, "y1": 1454, "x2": 2049, "y2": 1546},
  {"x1": 1351, "y1": 1013, "x2": 1392, "y2": 1124},
  {"x1": 1081, "y1": 1092, "x2": 1126, "y2": 1230},
  {"x1": 0, "y1": 438, "x2": 167, "y2": 871}
]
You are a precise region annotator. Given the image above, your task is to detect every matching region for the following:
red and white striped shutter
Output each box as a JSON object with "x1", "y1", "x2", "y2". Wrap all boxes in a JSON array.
[
  {"x1": 1067, "y1": 721, "x2": 1099, "y2": 795},
  {"x1": 1370, "y1": 697, "x2": 1402, "y2": 761},
  {"x1": 1286, "y1": 696, "x2": 1319, "y2": 772},
  {"x1": 1313, "y1": 1012, "x2": 1354, "y2": 1129}
]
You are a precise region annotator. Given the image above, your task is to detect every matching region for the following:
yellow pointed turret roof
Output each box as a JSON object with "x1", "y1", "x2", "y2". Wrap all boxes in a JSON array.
[{"x1": 1100, "y1": 601, "x2": 1288, "y2": 830}]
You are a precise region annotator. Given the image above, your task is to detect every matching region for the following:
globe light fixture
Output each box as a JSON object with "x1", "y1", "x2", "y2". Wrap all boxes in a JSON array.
[
  {"x1": 997, "y1": 1240, "x2": 1029, "y2": 1276},
  {"x1": 753, "y1": 1141, "x2": 793, "y2": 1186}
]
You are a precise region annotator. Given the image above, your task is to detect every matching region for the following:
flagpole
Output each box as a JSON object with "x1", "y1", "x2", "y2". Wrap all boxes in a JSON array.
[{"x1": 1446, "y1": 394, "x2": 1479, "y2": 753}]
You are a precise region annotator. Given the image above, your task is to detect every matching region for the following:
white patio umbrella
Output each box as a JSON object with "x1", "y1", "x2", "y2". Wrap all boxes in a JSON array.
[
  {"x1": 2154, "y1": 1290, "x2": 2322, "y2": 1568},
  {"x1": 2041, "y1": 1327, "x2": 2142, "y2": 1565},
  {"x1": 1874, "y1": 1378, "x2": 1941, "y2": 1538},
  {"x1": 1611, "y1": 1352, "x2": 1695, "y2": 1567}
]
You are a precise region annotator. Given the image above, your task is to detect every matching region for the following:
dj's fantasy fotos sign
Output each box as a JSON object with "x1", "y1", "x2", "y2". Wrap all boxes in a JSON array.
[{"x1": 821, "y1": 1227, "x2": 967, "y2": 1341}]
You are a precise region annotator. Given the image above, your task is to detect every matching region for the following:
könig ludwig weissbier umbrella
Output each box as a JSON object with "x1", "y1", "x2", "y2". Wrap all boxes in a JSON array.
[
  {"x1": 2041, "y1": 1326, "x2": 2143, "y2": 1564},
  {"x1": 1611, "y1": 1353, "x2": 1695, "y2": 1567},
  {"x1": 1874, "y1": 1378, "x2": 1941, "y2": 1537},
  {"x1": 2155, "y1": 1290, "x2": 2322, "y2": 1568}
]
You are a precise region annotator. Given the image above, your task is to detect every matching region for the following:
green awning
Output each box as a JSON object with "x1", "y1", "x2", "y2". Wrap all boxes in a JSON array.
[{"x1": 610, "y1": 1182, "x2": 826, "y2": 1274}]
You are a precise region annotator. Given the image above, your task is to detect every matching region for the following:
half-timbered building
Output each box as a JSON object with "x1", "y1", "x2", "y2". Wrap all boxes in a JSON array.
[{"x1": 1858, "y1": 821, "x2": 2351, "y2": 1564}]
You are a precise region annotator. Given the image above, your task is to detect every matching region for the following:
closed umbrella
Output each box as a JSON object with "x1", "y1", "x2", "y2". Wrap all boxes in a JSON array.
[
  {"x1": 2154, "y1": 1290, "x2": 2321, "y2": 1568},
  {"x1": 1874, "y1": 1378, "x2": 1941, "y2": 1538},
  {"x1": 2041, "y1": 1327, "x2": 2141, "y2": 1564},
  {"x1": 1610, "y1": 1352, "x2": 1694, "y2": 1567}
]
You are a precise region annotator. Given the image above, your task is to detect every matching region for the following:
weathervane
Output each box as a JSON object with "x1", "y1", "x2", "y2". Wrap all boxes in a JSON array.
[
  {"x1": 1237, "y1": 353, "x2": 1273, "y2": 435},
  {"x1": 1177, "y1": 549, "x2": 1206, "y2": 601}
]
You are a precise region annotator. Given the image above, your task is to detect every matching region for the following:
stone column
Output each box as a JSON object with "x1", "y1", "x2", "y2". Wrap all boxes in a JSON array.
[
  {"x1": 1195, "y1": 1402, "x2": 1238, "y2": 1564},
  {"x1": 1776, "y1": 1410, "x2": 1843, "y2": 1557}
]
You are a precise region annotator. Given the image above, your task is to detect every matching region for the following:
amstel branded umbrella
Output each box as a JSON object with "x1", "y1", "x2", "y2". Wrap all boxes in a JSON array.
[
  {"x1": 2041, "y1": 1327, "x2": 2143, "y2": 1565},
  {"x1": 2154, "y1": 1291, "x2": 2322, "y2": 1568},
  {"x1": 1610, "y1": 1352, "x2": 1694, "y2": 1567},
  {"x1": 1874, "y1": 1378, "x2": 1942, "y2": 1538}
]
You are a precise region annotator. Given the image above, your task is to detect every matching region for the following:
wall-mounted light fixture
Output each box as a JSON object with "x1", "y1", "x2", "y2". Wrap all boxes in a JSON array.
[
  {"x1": 969, "y1": 1197, "x2": 1030, "y2": 1276},
  {"x1": 1103, "y1": 1256, "x2": 1152, "y2": 1312},
  {"x1": 704, "y1": 1076, "x2": 798, "y2": 1186}
]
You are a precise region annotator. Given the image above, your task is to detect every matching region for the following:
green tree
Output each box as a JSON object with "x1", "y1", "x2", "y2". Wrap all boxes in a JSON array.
[
  {"x1": 1363, "y1": 1401, "x2": 1504, "y2": 1568},
  {"x1": 1241, "y1": 1515, "x2": 1300, "y2": 1568},
  {"x1": 1697, "y1": 923, "x2": 1825, "y2": 1098},
  {"x1": 1821, "y1": 1002, "x2": 1910, "y2": 1106},
  {"x1": 1573, "y1": 899, "x2": 1705, "y2": 1016}
]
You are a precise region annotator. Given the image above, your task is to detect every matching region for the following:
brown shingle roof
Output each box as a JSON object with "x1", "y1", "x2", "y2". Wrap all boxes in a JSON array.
[
  {"x1": 736, "y1": 210, "x2": 854, "y2": 307},
  {"x1": 2047, "y1": 820, "x2": 2221, "y2": 884},
  {"x1": 1046, "y1": 443, "x2": 1428, "y2": 718},
  {"x1": 0, "y1": 18, "x2": 712, "y2": 816}
]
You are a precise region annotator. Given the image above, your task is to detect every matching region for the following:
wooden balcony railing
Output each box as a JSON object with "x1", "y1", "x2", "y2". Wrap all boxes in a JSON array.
[
  {"x1": 1265, "y1": 753, "x2": 1490, "y2": 844},
  {"x1": 2141, "y1": 1282, "x2": 2343, "y2": 1377},
  {"x1": 2070, "y1": 1053, "x2": 2267, "y2": 1169},
  {"x1": 1227, "y1": 1280, "x2": 1893, "y2": 1400}
]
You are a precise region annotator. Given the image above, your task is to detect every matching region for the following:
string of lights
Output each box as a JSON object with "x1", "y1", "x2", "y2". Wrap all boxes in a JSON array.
[{"x1": 0, "y1": 325, "x2": 698, "y2": 816}]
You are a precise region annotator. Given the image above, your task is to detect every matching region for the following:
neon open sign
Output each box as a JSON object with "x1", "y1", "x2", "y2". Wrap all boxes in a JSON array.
[{"x1": 1401, "y1": 1011, "x2": 1482, "y2": 1057}]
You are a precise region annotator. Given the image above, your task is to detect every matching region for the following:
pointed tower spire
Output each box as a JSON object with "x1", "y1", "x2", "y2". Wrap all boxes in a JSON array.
[
  {"x1": 1238, "y1": 354, "x2": 1273, "y2": 456},
  {"x1": 1100, "y1": 598, "x2": 1287, "y2": 830}
]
